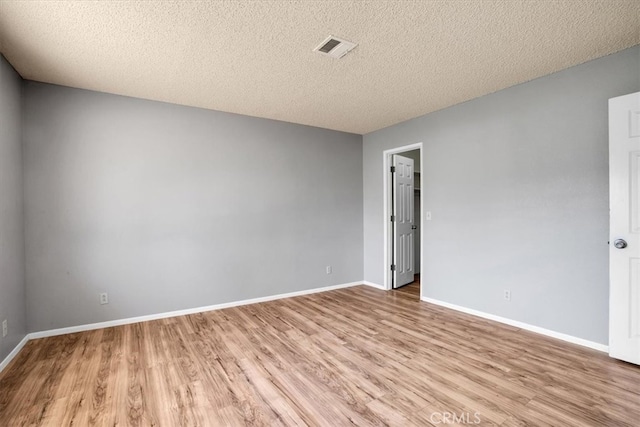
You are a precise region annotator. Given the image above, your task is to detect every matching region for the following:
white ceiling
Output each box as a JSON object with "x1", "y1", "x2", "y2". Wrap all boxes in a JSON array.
[{"x1": 0, "y1": 1, "x2": 638, "y2": 134}]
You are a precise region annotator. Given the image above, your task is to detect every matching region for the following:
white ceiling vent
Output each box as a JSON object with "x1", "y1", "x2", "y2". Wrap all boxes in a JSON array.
[{"x1": 313, "y1": 35, "x2": 357, "y2": 59}]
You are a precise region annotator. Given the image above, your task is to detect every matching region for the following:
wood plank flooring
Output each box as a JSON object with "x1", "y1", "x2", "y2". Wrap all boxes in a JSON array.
[
  {"x1": 1, "y1": 283, "x2": 639, "y2": 426},
  {"x1": 394, "y1": 275, "x2": 420, "y2": 299}
]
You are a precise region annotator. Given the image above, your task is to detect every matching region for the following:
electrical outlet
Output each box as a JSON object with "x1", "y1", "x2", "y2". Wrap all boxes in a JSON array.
[
  {"x1": 504, "y1": 290, "x2": 511, "y2": 301},
  {"x1": 326, "y1": 265, "x2": 332, "y2": 274},
  {"x1": 100, "y1": 293, "x2": 109, "y2": 305},
  {"x1": 2, "y1": 319, "x2": 7, "y2": 337}
]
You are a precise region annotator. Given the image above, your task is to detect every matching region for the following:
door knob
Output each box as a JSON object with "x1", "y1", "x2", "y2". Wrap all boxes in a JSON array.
[
  {"x1": 614, "y1": 239, "x2": 628, "y2": 249},
  {"x1": 411, "y1": 225, "x2": 417, "y2": 230}
]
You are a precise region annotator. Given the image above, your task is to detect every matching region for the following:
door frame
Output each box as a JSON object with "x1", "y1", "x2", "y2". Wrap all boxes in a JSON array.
[{"x1": 383, "y1": 142, "x2": 424, "y2": 294}]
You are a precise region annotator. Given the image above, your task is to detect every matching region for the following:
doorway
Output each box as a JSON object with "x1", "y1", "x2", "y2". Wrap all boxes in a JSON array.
[{"x1": 383, "y1": 143, "x2": 423, "y2": 297}]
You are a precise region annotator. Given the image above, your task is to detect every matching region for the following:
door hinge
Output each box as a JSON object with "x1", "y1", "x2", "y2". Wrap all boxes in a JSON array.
[
  {"x1": 391, "y1": 264, "x2": 396, "y2": 271},
  {"x1": 390, "y1": 166, "x2": 396, "y2": 173},
  {"x1": 390, "y1": 215, "x2": 395, "y2": 222}
]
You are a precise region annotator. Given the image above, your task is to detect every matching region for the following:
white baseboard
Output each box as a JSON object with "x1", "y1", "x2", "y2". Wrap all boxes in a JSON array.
[
  {"x1": 0, "y1": 335, "x2": 30, "y2": 372},
  {"x1": 362, "y1": 280, "x2": 386, "y2": 290},
  {"x1": 421, "y1": 297, "x2": 608, "y2": 353},
  {"x1": 29, "y1": 281, "x2": 363, "y2": 340},
  {"x1": 3, "y1": 283, "x2": 607, "y2": 375}
]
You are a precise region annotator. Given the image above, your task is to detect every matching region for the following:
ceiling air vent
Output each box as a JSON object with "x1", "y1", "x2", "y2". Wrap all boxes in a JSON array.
[{"x1": 314, "y1": 35, "x2": 357, "y2": 59}]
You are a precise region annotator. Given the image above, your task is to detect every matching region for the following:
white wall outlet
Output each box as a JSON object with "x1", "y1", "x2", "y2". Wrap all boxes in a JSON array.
[
  {"x1": 425, "y1": 211, "x2": 432, "y2": 220},
  {"x1": 326, "y1": 265, "x2": 332, "y2": 274},
  {"x1": 2, "y1": 319, "x2": 7, "y2": 337},
  {"x1": 100, "y1": 292, "x2": 109, "y2": 305},
  {"x1": 504, "y1": 290, "x2": 511, "y2": 301}
]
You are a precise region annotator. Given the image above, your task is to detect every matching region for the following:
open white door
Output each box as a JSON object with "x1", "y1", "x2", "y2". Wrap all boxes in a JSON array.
[
  {"x1": 392, "y1": 154, "x2": 415, "y2": 288},
  {"x1": 609, "y1": 91, "x2": 640, "y2": 365}
]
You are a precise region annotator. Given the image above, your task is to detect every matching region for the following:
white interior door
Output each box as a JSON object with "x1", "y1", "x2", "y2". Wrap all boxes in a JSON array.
[
  {"x1": 414, "y1": 189, "x2": 421, "y2": 274},
  {"x1": 393, "y1": 154, "x2": 414, "y2": 288},
  {"x1": 609, "y1": 91, "x2": 640, "y2": 365}
]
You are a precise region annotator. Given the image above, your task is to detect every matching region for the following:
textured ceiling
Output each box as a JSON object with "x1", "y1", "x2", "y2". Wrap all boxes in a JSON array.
[{"x1": 0, "y1": 1, "x2": 638, "y2": 134}]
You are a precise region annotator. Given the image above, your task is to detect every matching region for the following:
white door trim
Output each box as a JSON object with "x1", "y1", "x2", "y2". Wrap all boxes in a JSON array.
[{"x1": 383, "y1": 143, "x2": 424, "y2": 294}]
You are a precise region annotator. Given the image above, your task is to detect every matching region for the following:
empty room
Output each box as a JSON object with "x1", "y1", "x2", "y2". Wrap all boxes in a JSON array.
[{"x1": 1, "y1": 1, "x2": 639, "y2": 425}]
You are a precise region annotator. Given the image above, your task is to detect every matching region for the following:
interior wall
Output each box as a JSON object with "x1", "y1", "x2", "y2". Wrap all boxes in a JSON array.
[
  {"x1": 363, "y1": 46, "x2": 640, "y2": 345},
  {"x1": 0, "y1": 55, "x2": 26, "y2": 361},
  {"x1": 23, "y1": 82, "x2": 363, "y2": 332}
]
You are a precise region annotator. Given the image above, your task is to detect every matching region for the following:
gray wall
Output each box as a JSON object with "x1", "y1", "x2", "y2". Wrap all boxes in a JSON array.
[
  {"x1": 363, "y1": 46, "x2": 640, "y2": 345},
  {"x1": 23, "y1": 83, "x2": 363, "y2": 332},
  {"x1": 0, "y1": 55, "x2": 26, "y2": 361}
]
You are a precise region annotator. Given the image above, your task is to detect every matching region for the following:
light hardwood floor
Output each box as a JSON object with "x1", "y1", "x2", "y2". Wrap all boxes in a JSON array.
[
  {"x1": 1, "y1": 284, "x2": 639, "y2": 426},
  {"x1": 395, "y1": 275, "x2": 420, "y2": 299}
]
